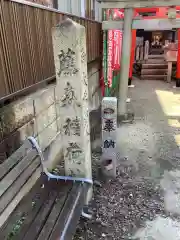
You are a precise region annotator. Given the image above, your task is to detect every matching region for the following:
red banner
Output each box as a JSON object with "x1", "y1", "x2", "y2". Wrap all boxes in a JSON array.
[
  {"x1": 113, "y1": 30, "x2": 123, "y2": 70},
  {"x1": 100, "y1": 8, "x2": 137, "y2": 95},
  {"x1": 113, "y1": 9, "x2": 124, "y2": 19},
  {"x1": 112, "y1": 10, "x2": 124, "y2": 71},
  {"x1": 108, "y1": 30, "x2": 113, "y2": 87},
  {"x1": 106, "y1": 9, "x2": 136, "y2": 88}
]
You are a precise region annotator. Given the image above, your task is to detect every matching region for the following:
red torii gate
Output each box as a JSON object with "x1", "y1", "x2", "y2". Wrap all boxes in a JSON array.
[
  {"x1": 113, "y1": 7, "x2": 180, "y2": 87},
  {"x1": 134, "y1": 7, "x2": 180, "y2": 87}
]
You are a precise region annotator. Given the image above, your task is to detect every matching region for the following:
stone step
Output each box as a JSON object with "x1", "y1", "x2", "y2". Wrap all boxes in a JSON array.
[
  {"x1": 150, "y1": 49, "x2": 164, "y2": 55},
  {"x1": 147, "y1": 59, "x2": 166, "y2": 64},
  {"x1": 141, "y1": 75, "x2": 166, "y2": 80},
  {"x1": 148, "y1": 54, "x2": 164, "y2": 59},
  {"x1": 141, "y1": 69, "x2": 167, "y2": 75},
  {"x1": 142, "y1": 63, "x2": 167, "y2": 69}
]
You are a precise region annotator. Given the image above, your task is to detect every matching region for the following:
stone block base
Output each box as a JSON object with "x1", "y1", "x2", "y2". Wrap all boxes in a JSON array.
[
  {"x1": 118, "y1": 112, "x2": 134, "y2": 124},
  {"x1": 100, "y1": 155, "x2": 116, "y2": 179}
]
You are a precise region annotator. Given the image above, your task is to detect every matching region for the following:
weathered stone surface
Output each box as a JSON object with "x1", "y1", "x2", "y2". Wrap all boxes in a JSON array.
[
  {"x1": 117, "y1": 112, "x2": 134, "y2": 124},
  {"x1": 52, "y1": 18, "x2": 92, "y2": 181},
  {"x1": 55, "y1": 98, "x2": 62, "y2": 117},
  {"x1": 89, "y1": 108, "x2": 101, "y2": 142},
  {"x1": 34, "y1": 86, "x2": 55, "y2": 115},
  {"x1": 19, "y1": 118, "x2": 37, "y2": 141},
  {"x1": 88, "y1": 62, "x2": 101, "y2": 112},
  {"x1": 35, "y1": 104, "x2": 56, "y2": 134},
  {"x1": 0, "y1": 85, "x2": 60, "y2": 161},
  {"x1": 38, "y1": 120, "x2": 58, "y2": 151},
  {"x1": 141, "y1": 75, "x2": 166, "y2": 80},
  {"x1": 56, "y1": 116, "x2": 61, "y2": 132},
  {"x1": 141, "y1": 69, "x2": 167, "y2": 75},
  {"x1": 5, "y1": 131, "x2": 21, "y2": 157},
  {"x1": 101, "y1": 97, "x2": 117, "y2": 178},
  {"x1": 0, "y1": 97, "x2": 34, "y2": 137},
  {"x1": 0, "y1": 141, "x2": 7, "y2": 164},
  {"x1": 43, "y1": 132, "x2": 63, "y2": 171},
  {"x1": 142, "y1": 63, "x2": 167, "y2": 69},
  {"x1": 146, "y1": 58, "x2": 165, "y2": 64}
]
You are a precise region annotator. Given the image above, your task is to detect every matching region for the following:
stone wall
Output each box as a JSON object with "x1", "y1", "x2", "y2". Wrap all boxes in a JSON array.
[
  {"x1": 88, "y1": 60, "x2": 101, "y2": 112},
  {"x1": 0, "y1": 60, "x2": 101, "y2": 167},
  {"x1": 88, "y1": 60, "x2": 102, "y2": 145}
]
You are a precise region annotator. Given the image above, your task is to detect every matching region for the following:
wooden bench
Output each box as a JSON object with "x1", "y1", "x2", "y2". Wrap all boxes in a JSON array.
[{"x1": 0, "y1": 138, "x2": 91, "y2": 240}]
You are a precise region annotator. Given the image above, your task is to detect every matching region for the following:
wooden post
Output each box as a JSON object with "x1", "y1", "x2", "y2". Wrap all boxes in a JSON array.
[
  {"x1": 140, "y1": 45, "x2": 144, "y2": 61},
  {"x1": 136, "y1": 45, "x2": 140, "y2": 61},
  {"x1": 167, "y1": 61, "x2": 172, "y2": 82},
  {"x1": 144, "y1": 40, "x2": 149, "y2": 61},
  {"x1": 52, "y1": 19, "x2": 92, "y2": 184}
]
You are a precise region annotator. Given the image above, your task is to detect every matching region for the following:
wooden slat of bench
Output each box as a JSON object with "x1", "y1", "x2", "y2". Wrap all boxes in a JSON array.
[
  {"x1": 49, "y1": 183, "x2": 89, "y2": 240},
  {"x1": 0, "y1": 174, "x2": 45, "y2": 239},
  {"x1": 60, "y1": 183, "x2": 89, "y2": 240},
  {"x1": 0, "y1": 157, "x2": 40, "y2": 214},
  {"x1": 0, "y1": 176, "x2": 48, "y2": 240},
  {"x1": 0, "y1": 148, "x2": 37, "y2": 198},
  {"x1": 18, "y1": 191, "x2": 58, "y2": 240},
  {"x1": 0, "y1": 178, "x2": 73, "y2": 240},
  {"x1": 0, "y1": 167, "x2": 41, "y2": 229},
  {"x1": 23, "y1": 189, "x2": 64, "y2": 240},
  {"x1": 37, "y1": 182, "x2": 73, "y2": 240},
  {"x1": 0, "y1": 139, "x2": 32, "y2": 181},
  {"x1": 11, "y1": 179, "x2": 56, "y2": 240}
]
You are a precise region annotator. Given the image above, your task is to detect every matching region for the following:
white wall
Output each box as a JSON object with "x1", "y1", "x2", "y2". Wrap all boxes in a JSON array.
[
  {"x1": 58, "y1": 0, "x2": 82, "y2": 16},
  {"x1": 57, "y1": 0, "x2": 67, "y2": 12},
  {"x1": 57, "y1": 0, "x2": 100, "y2": 21},
  {"x1": 81, "y1": 0, "x2": 85, "y2": 17},
  {"x1": 95, "y1": 0, "x2": 101, "y2": 21}
]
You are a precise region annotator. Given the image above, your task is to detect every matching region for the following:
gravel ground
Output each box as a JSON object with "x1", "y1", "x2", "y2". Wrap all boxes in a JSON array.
[{"x1": 74, "y1": 79, "x2": 180, "y2": 240}]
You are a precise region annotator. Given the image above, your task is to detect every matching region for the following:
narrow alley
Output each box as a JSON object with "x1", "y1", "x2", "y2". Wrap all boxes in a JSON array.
[{"x1": 75, "y1": 79, "x2": 180, "y2": 240}]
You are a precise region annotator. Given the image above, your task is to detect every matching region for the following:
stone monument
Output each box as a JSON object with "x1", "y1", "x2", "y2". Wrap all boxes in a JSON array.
[
  {"x1": 52, "y1": 19, "x2": 92, "y2": 184},
  {"x1": 101, "y1": 97, "x2": 117, "y2": 178}
]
